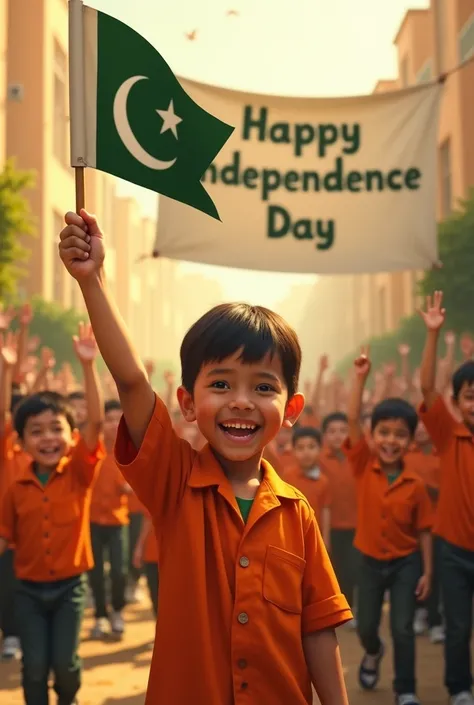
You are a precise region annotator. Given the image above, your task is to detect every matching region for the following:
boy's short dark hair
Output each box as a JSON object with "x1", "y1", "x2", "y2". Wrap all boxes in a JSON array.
[
  {"x1": 68, "y1": 391, "x2": 85, "y2": 401},
  {"x1": 452, "y1": 361, "x2": 474, "y2": 402},
  {"x1": 11, "y1": 393, "x2": 25, "y2": 414},
  {"x1": 371, "y1": 398, "x2": 418, "y2": 436},
  {"x1": 180, "y1": 303, "x2": 301, "y2": 398},
  {"x1": 322, "y1": 411, "x2": 348, "y2": 433},
  {"x1": 292, "y1": 426, "x2": 322, "y2": 446},
  {"x1": 14, "y1": 392, "x2": 76, "y2": 439},
  {"x1": 104, "y1": 399, "x2": 122, "y2": 414}
]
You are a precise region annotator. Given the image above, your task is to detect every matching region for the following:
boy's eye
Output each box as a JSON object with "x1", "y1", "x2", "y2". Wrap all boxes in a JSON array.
[
  {"x1": 210, "y1": 380, "x2": 229, "y2": 390},
  {"x1": 257, "y1": 383, "x2": 275, "y2": 393}
]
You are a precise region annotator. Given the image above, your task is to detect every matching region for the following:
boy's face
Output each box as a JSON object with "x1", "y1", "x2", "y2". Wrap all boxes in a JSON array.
[
  {"x1": 21, "y1": 409, "x2": 73, "y2": 469},
  {"x1": 293, "y1": 436, "x2": 321, "y2": 471},
  {"x1": 69, "y1": 397, "x2": 87, "y2": 427},
  {"x1": 324, "y1": 420, "x2": 348, "y2": 451},
  {"x1": 178, "y1": 350, "x2": 303, "y2": 463},
  {"x1": 454, "y1": 382, "x2": 474, "y2": 429},
  {"x1": 371, "y1": 418, "x2": 412, "y2": 467},
  {"x1": 414, "y1": 421, "x2": 430, "y2": 447},
  {"x1": 103, "y1": 409, "x2": 122, "y2": 444}
]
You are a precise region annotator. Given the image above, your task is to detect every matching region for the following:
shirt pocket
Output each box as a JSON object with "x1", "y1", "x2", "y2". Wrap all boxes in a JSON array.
[
  {"x1": 262, "y1": 545, "x2": 306, "y2": 614},
  {"x1": 391, "y1": 501, "x2": 414, "y2": 529},
  {"x1": 51, "y1": 497, "x2": 80, "y2": 526}
]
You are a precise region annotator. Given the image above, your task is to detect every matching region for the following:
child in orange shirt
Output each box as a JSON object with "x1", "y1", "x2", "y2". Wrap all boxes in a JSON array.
[
  {"x1": 59, "y1": 209, "x2": 352, "y2": 705},
  {"x1": 418, "y1": 291, "x2": 474, "y2": 705},
  {"x1": 0, "y1": 389, "x2": 102, "y2": 705},
  {"x1": 133, "y1": 514, "x2": 159, "y2": 618},
  {"x1": 88, "y1": 399, "x2": 129, "y2": 640},
  {"x1": 321, "y1": 412, "x2": 358, "y2": 620},
  {"x1": 285, "y1": 427, "x2": 331, "y2": 548},
  {"x1": 344, "y1": 348, "x2": 433, "y2": 705}
]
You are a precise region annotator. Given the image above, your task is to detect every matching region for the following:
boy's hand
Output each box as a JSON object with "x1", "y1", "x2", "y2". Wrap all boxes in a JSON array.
[
  {"x1": 41, "y1": 346, "x2": 56, "y2": 370},
  {"x1": 319, "y1": 354, "x2": 329, "y2": 373},
  {"x1": 354, "y1": 346, "x2": 371, "y2": 380},
  {"x1": 460, "y1": 332, "x2": 474, "y2": 360},
  {"x1": 0, "y1": 332, "x2": 18, "y2": 368},
  {"x1": 163, "y1": 369, "x2": 175, "y2": 386},
  {"x1": 398, "y1": 343, "x2": 410, "y2": 356},
  {"x1": 418, "y1": 291, "x2": 445, "y2": 332},
  {"x1": 444, "y1": 330, "x2": 456, "y2": 346},
  {"x1": 59, "y1": 209, "x2": 104, "y2": 281},
  {"x1": 73, "y1": 322, "x2": 98, "y2": 365},
  {"x1": 19, "y1": 302, "x2": 33, "y2": 327},
  {"x1": 415, "y1": 574, "x2": 431, "y2": 602}
]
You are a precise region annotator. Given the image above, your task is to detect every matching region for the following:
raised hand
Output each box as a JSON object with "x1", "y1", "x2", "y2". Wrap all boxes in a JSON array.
[
  {"x1": 354, "y1": 345, "x2": 371, "y2": 379},
  {"x1": 59, "y1": 210, "x2": 104, "y2": 281},
  {"x1": 163, "y1": 369, "x2": 175, "y2": 386},
  {"x1": 398, "y1": 343, "x2": 410, "y2": 356},
  {"x1": 0, "y1": 306, "x2": 16, "y2": 331},
  {"x1": 27, "y1": 335, "x2": 40, "y2": 353},
  {"x1": 319, "y1": 354, "x2": 329, "y2": 373},
  {"x1": 384, "y1": 362, "x2": 396, "y2": 378},
  {"x1": 444, "y1": 330, "x2": 456, "y2": 346},
  {"x1": 41, "y1": 346, "x2": 56, "y2": 370},
  {"x1": 460, "y1": 333, "x2": 474, "y2": 360},
  {"x1": 73, "y1": 322, "x2": 98, "y2": 364},
  {"x1": 19, "y1": 302, "x2": 33, "y2": 326},
  {"x1": 418, "y1": 291, "x2": 445, "y2": 332},
  {"x1": 0, "y1": 331, "x2": 18, "y2": 368},
  {"x1": 144, "y1": 359, "x2": 155, "y2": 379}
]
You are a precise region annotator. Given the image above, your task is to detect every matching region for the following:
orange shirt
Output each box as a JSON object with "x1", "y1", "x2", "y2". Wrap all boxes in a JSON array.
[
  {"x1": 321, "y1": 448, "x2": 357, "y2": 530},
  {"x1": 419, "y1": 395, "x2": 474, "y2": 551},
  {"x1": 128, "y1": 490, "x2": 144, "y2": 515},
  {"x1": 0, "y1": 438, "x2": 102, "y2": 581},
  {"x1": 115, "y1": 395, "x2": 351, "y2": 705},
  {"x1": 283, "y1": 467, "x2": 331, "y2": 525},
  {"x1": 0, "y1": 432, "x2": 31, "y2": 549},
  {"x1": 90, "y1": 455, "x2": 129, "y2": 526},
  {"x1": 344, "y1": 436, "x2": 433, "y2": 561},
  {"x1": 143, "y1": 523, "x2": 159, "y2": 564},
  {"x1": 404, "y1": 447, "x2": 440, "y2": 509}
]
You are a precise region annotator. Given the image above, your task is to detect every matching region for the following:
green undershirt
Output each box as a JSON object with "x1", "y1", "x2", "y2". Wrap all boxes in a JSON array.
[
  {"x1": 36, "y1": 472, "x2": 50, "y2": 487},
  {"x1": 386, "y1": 471, "x2": 401, "y2": 486},
  {"x1": 236, "y1": 497, "x2": 254, "y2": 523}
]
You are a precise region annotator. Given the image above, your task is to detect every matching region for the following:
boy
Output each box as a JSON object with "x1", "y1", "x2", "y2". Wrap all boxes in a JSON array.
[
  {"x1": 285, "y1": 427, "x2": 331, "y2": 548},
  {"x1": 418, "y1": 291, "x2": 474, "y2": 705},
  {"x1": 321, "y1": 412, "x2": 358, "y2": 619},
  {"x1": 344, "y1": 347, "x2": 433, "y2": 705},
  {"x1": 405, "y1": 421, "x2": 443, "y2": 644},
  {"x1": 58, "y1": 209, "x2": 352, "y2": 705},
  {"x1": 0, "y1": 390, "x2": 102, "y2": 705},
  {"x1": 88, "y1": 399, "x2": 129, "y2": 640}
]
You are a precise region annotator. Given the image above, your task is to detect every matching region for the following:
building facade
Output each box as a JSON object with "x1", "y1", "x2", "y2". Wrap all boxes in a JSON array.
[{"x1": 298, "y1": 0, "x2": 474, "y2": 378}]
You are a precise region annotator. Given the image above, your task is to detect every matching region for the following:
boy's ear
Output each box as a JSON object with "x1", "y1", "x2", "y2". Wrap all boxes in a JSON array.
[
  {"x1": 177, "y1": 385, "x2": 196, "y2": 423},
  {"x1": 282, "y1": 392, "x2": 305, "y2": 429}
]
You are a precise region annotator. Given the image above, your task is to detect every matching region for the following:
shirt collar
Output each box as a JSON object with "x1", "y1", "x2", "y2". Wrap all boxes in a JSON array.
[{"x1": 18, "y1": 456, "x2": 68, "y2": 484}]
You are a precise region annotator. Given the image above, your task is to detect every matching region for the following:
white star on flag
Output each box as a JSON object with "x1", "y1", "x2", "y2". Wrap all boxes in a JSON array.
[{"x1": 156, "y1": 100, "x2": 183, "y2": 139}]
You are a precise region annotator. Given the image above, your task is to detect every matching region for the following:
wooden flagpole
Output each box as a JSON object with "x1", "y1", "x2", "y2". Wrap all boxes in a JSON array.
[{"x1": 68, "y1": 0, "x2": 86, "y2": 214}]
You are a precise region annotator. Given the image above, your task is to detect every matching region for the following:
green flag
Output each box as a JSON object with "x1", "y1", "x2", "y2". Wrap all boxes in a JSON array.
[{"x1": 70, "y1": 3, "x2": 234, "y2": 220}]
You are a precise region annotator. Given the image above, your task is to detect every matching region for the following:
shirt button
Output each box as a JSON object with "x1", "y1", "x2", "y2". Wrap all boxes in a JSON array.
[
  {"x1": 239, "y1": 556, "x2": 250, "y2": 568},
  {"x1": 241, "y1": 682, "x2": 249, "y2": 690},
  {"x1": 237, "y1": 612, "x2": 249, "y2": 625},
  {"x1": 238, "y1": 659, "x2": 247, "y2": 669}
]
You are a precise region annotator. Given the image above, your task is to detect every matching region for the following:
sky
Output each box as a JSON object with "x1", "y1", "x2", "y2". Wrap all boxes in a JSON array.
[{"x1": 89, "y1": 0, "x2": 430, "y2": 307}]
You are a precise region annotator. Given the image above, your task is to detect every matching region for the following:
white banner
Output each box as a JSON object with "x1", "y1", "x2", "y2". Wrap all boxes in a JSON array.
[{"x1": 154, "y1": 80, "x2": 442, "y2": 274}]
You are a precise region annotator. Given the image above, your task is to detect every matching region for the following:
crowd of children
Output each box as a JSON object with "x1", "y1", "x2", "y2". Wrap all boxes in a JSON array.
[{"x1": 0, "y1": 209, "x2": 472, "y2": 705}]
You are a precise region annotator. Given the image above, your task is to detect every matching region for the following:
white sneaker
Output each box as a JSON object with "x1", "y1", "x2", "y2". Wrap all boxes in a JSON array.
[
  {"x1": 110, "y1": 611, "x2": 124, "y2": 636},
  {"x1": 450, "y1": 693, "x2": 474, "y2": 705},
  {"x1": 396, "y1": 695, "x2": 420, "y2": 705},
  {"x1": 132, "y1": 584, "x2": 145, "y2": 603},
  {"x1": 413, "y1": 608, "x2": 428, "y2": 636},
  {"x1": 90, "y1": 617, "x2": 109, "y2": 640},
  {"x1": 1, "y1": 636, "x2": 21, "y2": 660},
  {"x1": 429, "y1": 625, "x2": 445, "y2": 644}
]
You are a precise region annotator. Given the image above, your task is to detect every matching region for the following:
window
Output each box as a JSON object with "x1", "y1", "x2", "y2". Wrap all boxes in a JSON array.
[
  {"x1": 400, "y1": 56, "x2": 409, "y2": 87},
  {"x1": 416, "y1": 60, "x2": 432, "y2": 84},
  {"x1": 53, "y1": 40, "x2": 68, "y2": 163},
  {"x1": 459, "y1": 13, "x2": 474, "y2": 63},
  {"x1": 439, "y1": 139, "x2": 452, "y2": 218}
]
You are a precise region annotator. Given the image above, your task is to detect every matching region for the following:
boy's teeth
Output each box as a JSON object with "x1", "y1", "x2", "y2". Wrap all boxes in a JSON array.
[{"x1": 222, "y1": 422, "x2": 256, "y2": 430}]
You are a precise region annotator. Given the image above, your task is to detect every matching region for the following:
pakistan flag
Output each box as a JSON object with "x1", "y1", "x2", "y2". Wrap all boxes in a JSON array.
[{"x1": 75, "y1": 4, "x2": 234, "y2": 219}]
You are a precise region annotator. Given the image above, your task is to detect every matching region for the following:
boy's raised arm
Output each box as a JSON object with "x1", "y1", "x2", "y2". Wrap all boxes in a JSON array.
[
  {"x1": 347, "y1": 346, "x2": 371, "y2": 446},
  {"x1": 59, "y1": 210, "x2": 155, "y2": 449},
  {"x1": 418, "y1": 291, "x2": 446, "y2": 410},
  {"x1": 72, "y1": 322, "x2": 104, "y2": 451}
]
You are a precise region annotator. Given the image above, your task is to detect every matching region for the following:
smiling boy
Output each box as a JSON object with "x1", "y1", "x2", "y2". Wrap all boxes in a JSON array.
[{"x1": 58, "y1": 209, "x2": 352, "y2": 705}]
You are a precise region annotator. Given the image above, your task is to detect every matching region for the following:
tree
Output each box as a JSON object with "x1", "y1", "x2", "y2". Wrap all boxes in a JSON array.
[
  {"x1": 0, "y1": 159, "x2": 36, "y2": 300},
  {"x1": 418, "y1": 189, "x2": 474, "y2": 332}
]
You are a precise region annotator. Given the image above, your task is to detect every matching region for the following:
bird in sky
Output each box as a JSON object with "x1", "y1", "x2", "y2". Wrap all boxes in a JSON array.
[{"x1": 185, "y1": 29, "x2": 197, "y2": 40}]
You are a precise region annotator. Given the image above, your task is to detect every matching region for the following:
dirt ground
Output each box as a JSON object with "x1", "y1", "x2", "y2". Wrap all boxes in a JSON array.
[{"x1": 0, "y1": 589, "x2": 462, "y2": 704}]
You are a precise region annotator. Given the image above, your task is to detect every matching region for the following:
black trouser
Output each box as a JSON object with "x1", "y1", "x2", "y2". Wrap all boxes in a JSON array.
[
  {"x1": 426, "y1": 536, "x2": 442, "y2": 628},
  {"x1": 330, "y1": 528, "x2": 357, "y2": 609},
  {"x1": 0, "y1": 549, "x2": 18, "y2": 639},
  {"x1": 89, "y1": 523, "x2": 127, "y2": 619},
  {"x1": 128, "y1": 512, "x2": 144, "y2": 584},
  {"x1": 144, "y1": 562, "x2": 159, "y2": 618},
  {"x1": 15, "y1": 574, "x2": 86, "y2": 705},
  {"x1": 357, "y1": 551, "x2": 421, "y2": 695},
  {"x1": 440, "y1": 539, "x2": 474, "y2": 696}
]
